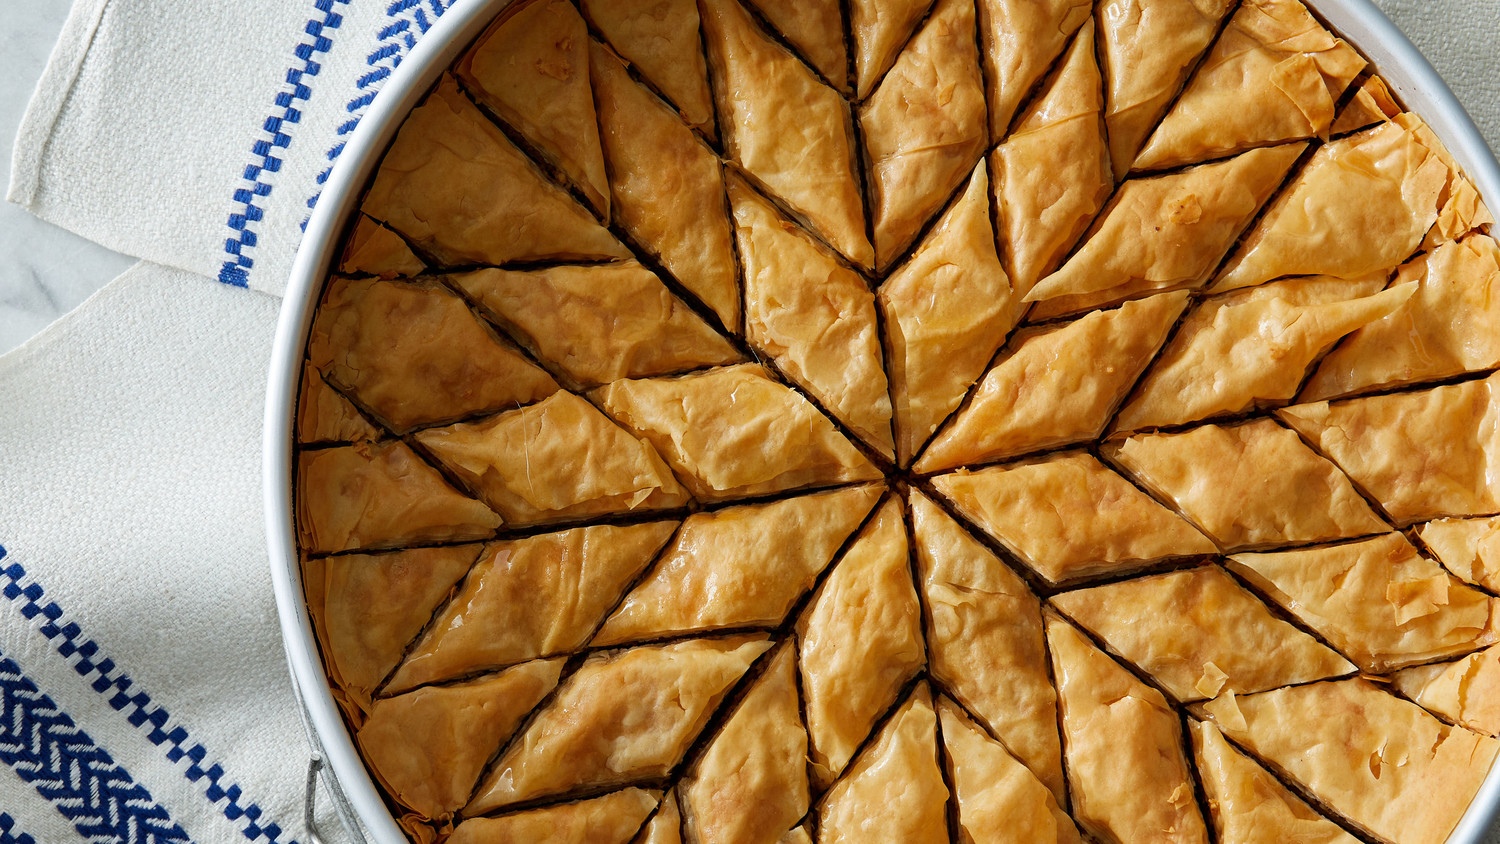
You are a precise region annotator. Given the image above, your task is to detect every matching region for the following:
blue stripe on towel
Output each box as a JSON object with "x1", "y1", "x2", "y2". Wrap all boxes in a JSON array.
[
  {"x1": 0, "y1": 812, "x2": 39, "y2": 844},
  {"x1": 301, "y1": 0, "x2": 453, "y2": 228},
  {"x1": 219, "y1": 0, "x2": 460, "y2": 286},
  {"x1": 217, "y1": 0, "x2": 352, "y2": 288},
  {"x1": 0, "y1": 549, "x2": 297, "y2": 844},
  {"x1": 0, "y1": 654, "x2": 190, "y2": 844}
]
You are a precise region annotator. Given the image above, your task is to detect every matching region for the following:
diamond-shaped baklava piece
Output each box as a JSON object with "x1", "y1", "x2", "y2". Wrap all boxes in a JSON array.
[
  {"x1": 363, "y1": 76, "x2": 626, "y2": 267},
  {"x1": 466, "y1": 635, "x2": 770, "y2": 814},
  {"x1": 1199, "y1": 680, "x2": 1499, "y2": 844}
]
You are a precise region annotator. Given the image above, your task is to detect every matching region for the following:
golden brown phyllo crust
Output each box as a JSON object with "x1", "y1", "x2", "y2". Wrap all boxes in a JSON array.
[{"x1": 294, "y1": 1, "x2": 1500, "y2": 842}]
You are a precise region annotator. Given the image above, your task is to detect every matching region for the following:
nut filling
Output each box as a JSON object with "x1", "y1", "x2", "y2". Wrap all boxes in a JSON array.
[{"x1": 296, "y1": 1, "x2": 1500, "y2": 843}]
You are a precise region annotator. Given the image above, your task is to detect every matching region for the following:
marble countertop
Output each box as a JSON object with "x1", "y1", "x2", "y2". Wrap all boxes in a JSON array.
[{"x1": 1, "y1": 0, "x2": 1497, "y2": 356}]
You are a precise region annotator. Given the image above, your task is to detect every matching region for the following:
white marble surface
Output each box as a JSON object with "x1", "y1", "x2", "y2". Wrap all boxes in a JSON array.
[
  {"x1": 0, "y1": 2, "x2": 134, "y2": 355},
  {"x1": 0, "y1": 0, "x2": 1496, "y2": 356}
]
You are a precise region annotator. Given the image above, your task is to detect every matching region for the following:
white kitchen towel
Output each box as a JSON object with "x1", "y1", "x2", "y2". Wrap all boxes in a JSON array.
[
  {"x1": 1, "y1": 0, "x2": 478, "y2": 841},
  {"x1": 1373, "y1": 0, "x2": 1500, "y2": 153},
  {"x1": 8, "y1": 0, "x2": 469, "y2": 297},
  {"x1": 0, "y1": 263, "x2": 351, "y2": 844}
]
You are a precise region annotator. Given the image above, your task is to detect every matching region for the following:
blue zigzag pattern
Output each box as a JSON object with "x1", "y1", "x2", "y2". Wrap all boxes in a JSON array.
[
  {"x1": 0, "y1": 655, "x2": 188, "y2": 844},
  {"x1": 0, "y1": 550, "x2": 297, "y2": 844},
  {"x1": 302, "y1": 0, "x2": 454, "y2": 227}
]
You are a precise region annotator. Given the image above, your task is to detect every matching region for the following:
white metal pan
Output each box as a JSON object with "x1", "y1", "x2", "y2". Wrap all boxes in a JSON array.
[{"x1": 263, "y1": 1, "x2": 1500, "y2": 841}]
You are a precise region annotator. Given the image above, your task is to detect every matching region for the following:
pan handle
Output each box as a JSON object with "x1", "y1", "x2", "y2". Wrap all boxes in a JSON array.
[{"x1": 305, "y1": 753, "x2": 329, "y2": 844}]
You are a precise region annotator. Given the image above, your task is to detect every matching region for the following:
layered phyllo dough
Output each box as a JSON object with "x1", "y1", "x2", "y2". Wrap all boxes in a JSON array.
[{"x1": 297, "y1": 2, "x2": 1500, "y2": 841}]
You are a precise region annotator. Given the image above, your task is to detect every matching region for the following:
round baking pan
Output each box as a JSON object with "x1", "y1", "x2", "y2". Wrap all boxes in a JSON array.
[
  {"x1": 263, "y1": 2, "x2": 1500, "y2": 842},
  {"x1": 265, "y1": 2, "x2": 516, "y2": 842}
]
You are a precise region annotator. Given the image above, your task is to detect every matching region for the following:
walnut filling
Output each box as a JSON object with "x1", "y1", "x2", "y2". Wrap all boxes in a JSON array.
[{"x1": 297, "y1": 1, "x2": 1500, "y2": 842}]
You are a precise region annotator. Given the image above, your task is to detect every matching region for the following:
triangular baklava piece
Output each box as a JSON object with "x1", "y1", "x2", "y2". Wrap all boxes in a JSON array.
[
  {"x1": 818, "y1": 684, "x2": 950, "y2": 844},
  {"x1": 1330, "y1": 75, "x2": 1399, "y2": 135},
  {"x1": 450, "y1": 789, "x2": 661, "y2": 844},
  {"x1": 297, "y1": 362, "x2": 379, "y2": 445},
  {"x1": 447, "y1": 263, "x2": 740, "y2": 388},
  {"x1": 917, "y1": 291, "x2": 1188, "y2": 472},
  {"x1": 467, "y1": 635, "x2": 770, "y2": 814},
  {"x1": 1420, "y1": 516, "x2": 1500, "y2": 592},
  {"x1": 850, "y1": 0, "x2": 934, "y2": 99},
  {"x1": 339, "y1": 214, "x2": 425, "y2": 278},
  {"x1": 1280, "y1": 375, "x2": 1500, "y2": 525},
  {"x1": 357, "y1": 659, "x2": 563, "y2": 822},
  {"x1": 458, "y1": 0, "x2": 610, "y2": 215},
  {"x1": 1025, "y1": 143, "x2": 1306, "y2": 316},
  {"x1": 308, "y1": 276, "x2": 559, "y2": 433},
  {"x1": 1190, "y1": 719, "x2": 1360, "y2": 844},
  {"x1": 1213, "y1": 118, "x2": 1453, "y2": 292},
  {"x1": 363, "y1": 76, "x2": 627, "y2": 267},
  {"x1": 744, "y1": 0, "x2": 848, "y2": 92},
  {"x1": 306, "y1": 545, "x2": 479, "y2": 710},
  {"x1": 1225, "y1": 533, "x2": 1498, "y2": 673},
  {"x1": 1052, "y1": 565, "x2": 1354, "y2": 702},
  {"x1": 726, "y1": 180, "x2": 894, "y2": 456},
  {"x1": 1116, "y1": 275, "x2": 1415, "y2": 432},
  {"x1": 861, "y1": 0, "x2": 987, "y2": 270},
  {"x1": 1198, "y1": 679, "x2": 1499, "y2": 844},
  {"x1": 1097, "y1": 0, "x2": 1237, "y2": 177},
  {"x1": 881, "y1": 162, "x2": 1019, "y2": 466},
  {"x1": 591, "y1": 365, "x2": 880, "y2": 501},
  {"x1": 992, "y1": 20, "x2": 1112, "y2": 297},
  {"x1": 937, "y1": 697, "x2": 1081, "y2": 844},
  {"x1": 591, "y1": 485, "x2": 883, "y2": 647},
  {"x1": 1108, "y1": 419, "x2": 1389, "y2": 550},
  {"x1": 911, "y1": 491, "x2": 1065, "y2": 801},
  {"x1": 701, "y1": 0, "x2": 871, "y2": 267},
  {"x1": 580, "y1": 0, "x2": 716, "y2": 136},
  {"x1": 297, "y1": 441, "x2": 503, "y2": 554},
  {"x1": 1391, "y1": 645, "x2": 1500, "y2": 738},
  {"x1": 933, "y1": 452, "x2": 1217, "y2": 585},
  {"x1": 1406, "y1": 114, "x2": 1495, "y2": 251},
  {"x1": 1133, "y1": 0, "x2": 1364, "y2": 171},
  {"x1": 680, "y1": 644, "x2": 810, "y2": 843},
  {"x1": 631, "y1": 793, "x2": 682, "y2": 844},
  {"x1": 1303, "y1": 235, "x2": 1500, "y2": 401},
  {"x1": 977, "y1": 0, "x2": 1091, "y2": 139},
  {"x1": 799, "y1": 498, "x2": 926, "y2": 787},
  {"x1": 414, "y1": 391, "x2": 690, "y2": 526},
  {"x1": 1046, "y1": 611, "x2": 1210, "y2": 844},
  {"x1": 590, "y1": 42, "x2": 740, "y2": 328},
  {"x1": 387, "y1": 522, "x2": 679, "y2": 692}
]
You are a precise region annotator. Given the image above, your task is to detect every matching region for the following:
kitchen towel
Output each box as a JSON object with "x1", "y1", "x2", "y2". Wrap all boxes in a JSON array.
[
  {"x1": 3, "y1": 1, "x2": 1500, "y2": 843},
  {"x1": 9, "y1": 0, "x2": 466, "y2": 298},
  {"x1": 1373, "y1": 0, "x2": 1500, "y2": 153},
  {"x1": 0, "y1": 263, "x2": 337, "y2": 844},
  {"x1": 1, "y1": 1, "x2": 478, "y2": 842}
]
